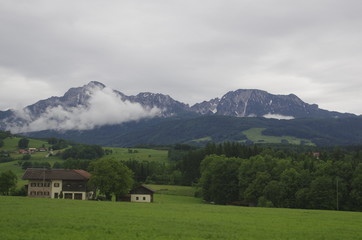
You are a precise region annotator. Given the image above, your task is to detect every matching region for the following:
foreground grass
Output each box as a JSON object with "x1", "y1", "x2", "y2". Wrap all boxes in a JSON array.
[{"x1": 1, "y1": 195, "x2": 361, "y2": 240}]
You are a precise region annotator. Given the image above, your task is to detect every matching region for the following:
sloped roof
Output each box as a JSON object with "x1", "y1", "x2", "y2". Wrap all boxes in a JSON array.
[
  {"x1": 22, "y1": 168, "x2": 91, "y2": 181},
  {"x1": 130, "y1": 184, "x2": 155, "y2": 194}
]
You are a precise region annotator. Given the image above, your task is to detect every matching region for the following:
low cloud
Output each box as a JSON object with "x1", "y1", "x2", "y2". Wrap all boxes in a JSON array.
[
  {"x1": 7, "y1": 87, "x2": 160, "y2": 133},
  {"x1": 263, "y1": 113, "x2": 294, "y2": 120}
]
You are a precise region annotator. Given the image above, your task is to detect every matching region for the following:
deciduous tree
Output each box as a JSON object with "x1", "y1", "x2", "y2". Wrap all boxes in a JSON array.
[
  {"x1": 88, "y1": 158, "x2": 134, "y2": 201},
  {"x1": 0, "y1": 170, "x2": 17, "y2": 195},
  {"x1": 18, "y1": 138, "x2": 29, "y2": 149}
]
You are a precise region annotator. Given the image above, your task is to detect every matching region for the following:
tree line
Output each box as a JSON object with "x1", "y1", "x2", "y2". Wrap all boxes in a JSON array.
[{"x1": 195, "y1": 144, "x2": 362, "y2": 211}]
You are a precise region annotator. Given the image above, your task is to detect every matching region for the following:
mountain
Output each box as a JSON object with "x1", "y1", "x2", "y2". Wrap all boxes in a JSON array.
[
  {"x1": 0, "y1": 81, "x2": 357, "y2": 135},
  {"x1": 191, "y1": 98, "x2": 220, "y2": 115},
  {"x1": 128, "y1": 92, "x2": 190, "y2": 117},
  {"x1": 192, "y1": 89, "x2": 354, "y2": 119}
]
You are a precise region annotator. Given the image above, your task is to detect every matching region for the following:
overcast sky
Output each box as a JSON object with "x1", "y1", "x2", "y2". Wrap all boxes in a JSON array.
[{"x1": 1, "y1": 0, "x2": 362, "y2": 114}]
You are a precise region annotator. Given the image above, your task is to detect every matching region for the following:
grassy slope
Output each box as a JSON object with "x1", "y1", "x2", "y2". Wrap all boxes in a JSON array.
[
  {"x1": 1, "y1": 194, "x2": 361, "y2": 240},
  {"x1": 100, "y1": 147, "x2": 168, "y2": 163},
  {"x1": 243, "y1": 128, "x2": 314, "y2": 145},
  {"x1": 1, "y1": 137, "x2": 57, "y2": 187},
  {"x1": 1, "y1": 137, "x2": 169, "y2": 188},
  {"x1": 147, "y1": 184, "x2": 197, "y2": 197},
  {"x1": 1, "y1": 137, "x2": 51, "y2": 152}
]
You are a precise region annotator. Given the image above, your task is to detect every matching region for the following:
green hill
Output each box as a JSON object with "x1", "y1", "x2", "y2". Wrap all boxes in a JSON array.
[
  {"x1": 25, "y1": 116, "x2": 362, "y2": 147},
  {"x1": 0, "y1": 135, "x2": 169, "y2": 188}
]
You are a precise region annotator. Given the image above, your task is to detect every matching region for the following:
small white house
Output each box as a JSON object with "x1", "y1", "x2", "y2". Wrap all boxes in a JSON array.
[{"x1": 130, "y1": 185, "x2": 155, "y2": 203}]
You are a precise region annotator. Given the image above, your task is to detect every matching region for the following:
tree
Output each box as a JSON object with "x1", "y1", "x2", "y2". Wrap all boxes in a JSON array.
[
  {"x1": 21, "y1": 161, "x2": 33, "y2": 170},
  {"x1": 280, "y1": 168, "x2": 302, "y2": 208},
  {"x1": 88, "y1": 158, "x2": 134, "y2": 201},
  {"x1": 244, "y1": 171, "x2": 271, "y2": 205},
  {"x1": 200, "y1": 155, "x2": 241, "y2": 204},
  {"x1": 0, "y1": 170, "x2": 17, "y2": 195},
  {"x1": 22, "y1": 154, "x2": 31, "y2": 160},
  {"x1": 350, "y1": 163, "x2": 362, "y2": 211},
  {"x1": 18, "y1": 138, "x2": 29, "y2": 149},
  {"x1": 309, "y1": 176, "x2": 335, "y2": 210},
  {"x1": 263, "y1": 180, "x2": 283, "y2": 207},
  {"x1": 62, "y1": 144, "x2": 104, "y2": 160}
]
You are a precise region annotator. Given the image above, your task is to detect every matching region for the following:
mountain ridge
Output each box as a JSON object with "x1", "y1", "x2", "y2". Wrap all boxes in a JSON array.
[{"x1": 0, "y1": 81, "x2": 356, "y2": 133}]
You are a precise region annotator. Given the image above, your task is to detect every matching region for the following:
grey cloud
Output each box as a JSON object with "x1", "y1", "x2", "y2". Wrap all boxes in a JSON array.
[{"x1": 1, "y1": 0, "x2": 362, "y2": 114}]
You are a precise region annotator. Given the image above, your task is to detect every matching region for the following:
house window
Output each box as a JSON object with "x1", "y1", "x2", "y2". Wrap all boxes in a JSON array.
[
  {"x1": 54, "y1": 183, "x2": 60, "y2": 187},
  {"x1": 37, "y1": 183, "x2": 43, "y2": 187},
  {"x1": 136, "y1": 197, "x2": 139, "y2": 200},
  {"x1": 44, "y1": 191, "x2": 49, "y2": 196},
  {"x1": 37, "y1": 191, "x2": 43, "y2": 195},
  {"x1": 45, "y1": 183, "x2": 50, "y2": 187},
  {"x1": 30, "y1": 191, "x2": 36, "y2": 195},
  {"x1": 31, "y1": 183, "x2": 36, "y2": 187},
  {"x1": 54, "y1": 193, "x2": 59, "y2": 198},
  {"x1": 143, "y1": 197, "x2": 146, "y2": 200}
]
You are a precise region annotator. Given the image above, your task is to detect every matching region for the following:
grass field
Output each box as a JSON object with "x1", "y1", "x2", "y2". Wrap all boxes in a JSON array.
[
  {"x1": 147, "y1": 184, "x2": 197, "y2": 197},
  {"x1": 242, "y1": 128, "x2": 314, "y2": 145},
  {"x1": 1, "y1": 137, "x2": 51, "y2": 152},
  {"x1": 1, "y1": 193, "x2": 361, "y2": 240},
  {"x1": 101, "y1": 147, "x2": 168, "y2": 163}
]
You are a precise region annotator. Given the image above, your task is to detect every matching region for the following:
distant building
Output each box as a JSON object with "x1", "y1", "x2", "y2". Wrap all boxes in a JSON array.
[
  {"x1": 311, "y1": 152, "x2": 320, "y2": 159},
  {"x1": 18, "y1": 149, "x2": 29, "y2": 154},
  {"x1": 28, "y1": 148, "x2": 37, "y2": 153},
  {"x1": 22, "y1": 168, "x2": 92, "y2": 200},
  {"x1": 130, "y1": 185, "x2": 155, "y2": 203}
]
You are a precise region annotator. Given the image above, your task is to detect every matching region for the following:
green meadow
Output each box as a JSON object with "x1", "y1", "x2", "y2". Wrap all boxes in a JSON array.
[
  {"x1": 1, "y1": 136, "x2": 51, "y2": 152},
  {"x1": 100, "y1": 147, "x2": 168, "y2": 163},
  {"x1": 1, "y1": 192, "x2": 362, "y2": 240},
  {"x1": 242, "y1": 128, "x2": 314, "y2": 145}
]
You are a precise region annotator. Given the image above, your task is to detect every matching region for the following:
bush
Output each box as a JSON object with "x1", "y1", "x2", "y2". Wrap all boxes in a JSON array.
[
  {"x1": 18, "y1": 138, "x2": 29, "y2": 149},
  {"x1": 22, "y1": 154, "x2": 31, "y2": 160}
]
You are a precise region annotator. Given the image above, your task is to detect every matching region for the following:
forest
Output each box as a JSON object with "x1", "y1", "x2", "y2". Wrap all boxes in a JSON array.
[{"x1": 175, "y1": 142, "x2": 362, "y2": 211}]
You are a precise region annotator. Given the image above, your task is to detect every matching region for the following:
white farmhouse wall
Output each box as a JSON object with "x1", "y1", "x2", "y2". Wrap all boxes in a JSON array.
[
  {"x1": 51, "y1": 180, "x2": 62, "y2": 199},
  {"x1": 131, "y1": 194, "x2": 152, "y2": 203}
]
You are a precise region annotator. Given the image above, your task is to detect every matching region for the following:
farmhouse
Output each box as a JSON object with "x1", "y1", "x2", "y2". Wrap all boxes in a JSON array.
[
  {"x1": 22, "y1": 168, "x2": 92, "y2": 200},
  {"x1": 130, "y1": 185, "x2": 155, "y2": 203}
]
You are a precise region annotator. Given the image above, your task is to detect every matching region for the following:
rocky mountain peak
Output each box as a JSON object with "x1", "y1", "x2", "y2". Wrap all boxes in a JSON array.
[
  {"x1": 191, "y1": 98, "x2": 220, "y2": 115},
  {"x1": 129, "y1": 92, "x2": 189, "y2": 117}
]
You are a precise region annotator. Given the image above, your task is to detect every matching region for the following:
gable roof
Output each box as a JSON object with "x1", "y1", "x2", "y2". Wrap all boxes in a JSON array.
[
  {"x1": 22, "y1": 168, "x2": 91, "y2": 181},
  {"x1": 130, "y1": 185, "x2": 155, "y2": 194}
]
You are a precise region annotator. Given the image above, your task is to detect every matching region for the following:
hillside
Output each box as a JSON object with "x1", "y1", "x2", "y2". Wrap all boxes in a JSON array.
[
  {"x1": 1, "y1": 195, "x2": 361, "y2": 240},
  {"x1": 24, "y1": 115, "x2": 362, "y2": 147},
  {"x1": 0, "y1": 135, "x2": 168, "y2": 187}
]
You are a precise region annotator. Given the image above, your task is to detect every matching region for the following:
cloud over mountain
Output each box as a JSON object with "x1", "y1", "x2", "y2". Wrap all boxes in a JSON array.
[{"x1": 6, "y1": 85, "x2": 160, "y2": 133}]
